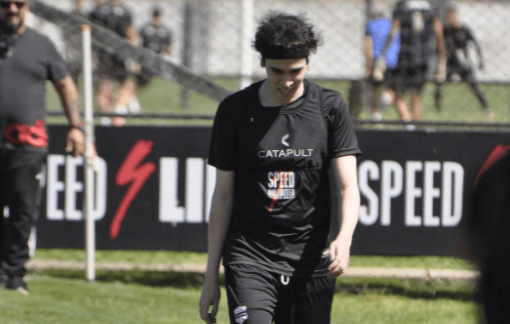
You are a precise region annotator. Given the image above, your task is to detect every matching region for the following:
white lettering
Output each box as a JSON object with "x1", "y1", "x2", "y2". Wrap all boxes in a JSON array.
[
  {"x1": 405, "y1": 161, "x2": 422, "y2": 226},
  {"x1": 46, "y1": 155, "x2": 107, "y2": 221},
  {"x1": 423, "y1": 161, "x2": 441, "y2": 227},
  {"x1": 65, "y1": 156, "x2": 83, "y2": 221},
  {"x1": 47, "y1": 155, "x2": 65, "y2": 220},
  {"x1": 159, "y1": 158, "x2": 184, "y2": 223},
  {"x1": 381, "y1": 161, "x2": 403, "y2": 226},
  {"x1": 186, "y1": 158, "x2": 204, "y2": 223},
  {"x1": 358, "y1": 161, "x2": 379, "y2": 226},
  {"x1": 442, "y1": 162, "x2": 464, "y2": 226}
]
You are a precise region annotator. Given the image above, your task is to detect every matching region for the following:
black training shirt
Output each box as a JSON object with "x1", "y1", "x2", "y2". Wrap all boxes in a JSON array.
[
  {"x1": 393, "y1": 0, "x2": 439, "y2": 67},
  {"x1": 208, "y1": 80, "x2": 361, "y2": 277}
]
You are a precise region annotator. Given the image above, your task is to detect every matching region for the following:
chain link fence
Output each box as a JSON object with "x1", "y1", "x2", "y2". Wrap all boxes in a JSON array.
[{"x1": 28, "y1": 0, "x2": 510, "y2": 126}]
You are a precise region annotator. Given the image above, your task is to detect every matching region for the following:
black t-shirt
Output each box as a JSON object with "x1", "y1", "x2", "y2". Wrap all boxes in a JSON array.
[
  {"x1": 208, "y1": 80, "x2": 361, "y2": 277},
  {"x1": 139, "y1": 23, "x2": 172, "y2": 54},
  {"x1": 444, "y1": 25, "x2": 476, "y2": 63},
  {"x1": 109, "y1": 4, "x2": 133, "y2": 38},
  {"x1": 88, "y1": 3, "x2": 112, "y2": 29},
  {"x1": 392, "y1": 0, "x2": 439, "y2": 67},
  {"x1": 470, "y1": 147, "x2": 510, "y2": 323},
  {"x1": 0, "y1": 28, "x2": 69, "y2": 150}
]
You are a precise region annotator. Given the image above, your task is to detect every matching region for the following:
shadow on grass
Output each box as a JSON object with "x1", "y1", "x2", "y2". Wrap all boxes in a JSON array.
[
  {"x1": 336, "y1": 277, "x2": 477, "y2": 302},
  {"x1": 31, "y1": 269, "x2": 225, "y2": 289}
]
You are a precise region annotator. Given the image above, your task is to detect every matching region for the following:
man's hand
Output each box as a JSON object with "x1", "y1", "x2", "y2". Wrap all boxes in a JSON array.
[
  {"x1": 328, "y1": 237, "x2": 351, "y2": 277},
  {"x1": 372, "y1": 57, "x2": 386, "y2": 82},
  {"x1": 65, "y1": 127, "x2": 85, "y2": 157},
  {"x1": 435, "y1": 57, "x2": 447, "y2": 83},
  {"x1": 199, "y1": 278, "x2": 221, "y2": 324}
]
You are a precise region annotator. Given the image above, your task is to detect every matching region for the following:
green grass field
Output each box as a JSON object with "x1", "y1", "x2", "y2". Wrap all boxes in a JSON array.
[
  {"x1": 45, "y1": 76, "x2": 510, "y2": 127},
  {"x1": 32, "y1": 75, "x2": 496, "y2": 323},
  {"x1": 0, "y1": 249, "x2": 481, "y2": 324}
]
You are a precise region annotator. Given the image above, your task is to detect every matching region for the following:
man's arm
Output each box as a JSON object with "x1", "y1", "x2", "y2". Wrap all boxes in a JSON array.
[
  {"x1": 53, "y1": 76, "x2": 85, "y2": 157},
  {"x1": 328, "y1": 155, "x2": 360, "y2": 277},
  {"x1": 380, "y1": 19, "x2": 401, "y2": 59},
  {"x1": 433, "y1": 17, "x2": 445, "y2": 62},
  {"x1": 467, "y1": 28, "x2": 484, "y2": 70},
  {"x1": 433, "y1": 16, "x2": 446, "y2": 82},
  {"x1": 199, "y1": 169, "x2": 235, "y2": 324},
  {"x1": 364, "y1": 35, "x2": 373, "y2": 79}
]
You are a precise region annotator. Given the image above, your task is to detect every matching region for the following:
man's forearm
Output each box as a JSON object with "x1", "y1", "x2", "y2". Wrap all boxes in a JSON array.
[
  {"x1": 336, "y1": 185, "x2": 360, "y2": 244},
  {"x1": 55, "y1": 76, "x2": 82, "y2": 126}
]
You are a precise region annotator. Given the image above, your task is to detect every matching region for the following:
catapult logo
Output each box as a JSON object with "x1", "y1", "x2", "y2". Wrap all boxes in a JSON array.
[
  {"x1": 258, "y1": 133, "x2": 315, "y2": 159},
  {"x1": 282, "y1": 133, "x2": 290, "y2": 147}
]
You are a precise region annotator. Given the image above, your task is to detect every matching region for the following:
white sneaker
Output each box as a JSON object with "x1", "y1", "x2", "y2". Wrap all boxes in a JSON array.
[
  {"x1": 100, "y1": 117, "x2": 112, "y2": 126},
  {"x1": 128, "y1": 97, "x2": 142, "y2": 114},
  {"x1": 378, "y1": 92, "x2": 392, "y2": 110}
]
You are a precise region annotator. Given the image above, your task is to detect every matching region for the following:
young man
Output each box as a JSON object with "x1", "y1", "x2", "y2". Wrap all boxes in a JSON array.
[
  {"x1": 434, "y1": 5, "x2": 492, "y2": 118},
  {"x1": 199, "y1": 12, "x2": 361, "y2": 324},
  {"x1": 380, "y1": 0, "x2": 445, "y2": 129},
  {"x1": 364, "y1": 8, "x2": 399, "y2": 122},
  {"x1": 0, "y1": 0, "x2": 85, "y2": 294}
]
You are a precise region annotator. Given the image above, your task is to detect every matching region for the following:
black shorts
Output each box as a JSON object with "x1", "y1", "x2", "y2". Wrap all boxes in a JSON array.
[
  {"x1": 447, "y1": 63, "x2": 475, "y2": 83},
  {"x1": 225, "y1": 263, "x2": 336, "y2": 324},
  {"x1": 135, "y1": 66, "x2": 156, "y2": 88},
  {"x1": 387, "y1": 64, "x2": 428, "y2": 94},
  {"x1": 95, "y1": 49, "x2": 128, "y2": 82}
]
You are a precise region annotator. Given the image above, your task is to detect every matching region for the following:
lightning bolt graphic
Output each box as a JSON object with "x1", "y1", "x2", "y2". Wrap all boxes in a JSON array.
[{"x1": 110, "y1": 139, "x2": 156, "y2": 239}]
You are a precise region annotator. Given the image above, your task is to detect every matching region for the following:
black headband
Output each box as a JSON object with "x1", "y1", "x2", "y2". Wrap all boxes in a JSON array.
[{"x1": 260, "y1": 44, "x2": 309, "y2": 60}]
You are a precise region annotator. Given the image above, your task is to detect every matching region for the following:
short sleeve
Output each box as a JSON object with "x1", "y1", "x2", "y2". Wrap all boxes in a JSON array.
[
  {"x1": 208, "y1": 100, "x2": 239, "y2": 170},
  {"x1": 322, "y1": 90, "x2": 362, "y2": 158},
  {"x1": 44, "y1": 37, "x2": 69, "y2": 83}
]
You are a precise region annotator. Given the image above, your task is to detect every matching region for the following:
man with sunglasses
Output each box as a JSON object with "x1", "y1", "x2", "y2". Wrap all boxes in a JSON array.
[{"x1": 0, "y1": 0, "x2": 85, "y2": 294}]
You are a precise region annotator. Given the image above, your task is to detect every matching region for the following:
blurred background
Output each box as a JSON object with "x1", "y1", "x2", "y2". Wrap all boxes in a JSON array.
[{"x1": 29, "y1": 0, "x2": 510, "y2": 127}]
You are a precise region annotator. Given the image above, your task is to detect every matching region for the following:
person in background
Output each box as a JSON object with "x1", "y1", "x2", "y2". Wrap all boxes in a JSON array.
[
  {"x1": 199, "y1": 11, "x2": 361, "y2": 324},
  {"x1": 379, "y1": 0, "x2": 445, "y2": 130},
  {"x1": 88, "y1": 0, "x2": 138, "y2": 126},
  {"x1": 364, "y1": 7, "x2": 399, "y2": 122},
  {"x1": 0, "y1": 0, "x2": 85, "y2": 294},
  {"x1": 126, "y1": 6, "x2": 173, "y2": 115},
  {"x1": 434, "y1": 3, "x2": 492, "y2": 119}
]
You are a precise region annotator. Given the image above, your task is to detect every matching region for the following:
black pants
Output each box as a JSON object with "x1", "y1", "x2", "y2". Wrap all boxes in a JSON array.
[
  {"x1": 225, "y1": 263, "x2": 336, "y2": 324},
  {"x1": 0, "y1": 148, "x2": 46, "y2": 277}
]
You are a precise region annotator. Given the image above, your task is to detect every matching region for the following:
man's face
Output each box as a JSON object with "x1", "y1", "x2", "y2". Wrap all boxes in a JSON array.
[
  {"x1": 0, "y1": 0, "x2": 28, "y2": 34},
  {"x1": 263, "y1": 58, "x2": 309, "y2": 103},
  {"x1": 446, "y1": 11, "x2": 460, "y2": 28}
]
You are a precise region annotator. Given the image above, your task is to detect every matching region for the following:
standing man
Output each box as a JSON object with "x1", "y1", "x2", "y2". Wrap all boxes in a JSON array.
[
  {"x1": 136, "y1": 6, "x2": 172, "y2": 88},
  {"x1": 89, "y1": 0, "x2": 137, "y2": 126},
  {"x1": 380, "y1": 0, "x2": 445, "y2": 129},
  {"x1": 126, "y1": 6, "x2": 173, "y2": 114},
  {"x1": 199, "y1": 11, "x2": 361, "y2": 324},
  {"x1": 434, "y1": 4, "x2": 492, "y2": 118},
  {"x1": 0, "y1": 0, "x2": 85, "y2": 294},
  {"x1": 364, "y1": 8, "x2": 399, "y2": 122}
]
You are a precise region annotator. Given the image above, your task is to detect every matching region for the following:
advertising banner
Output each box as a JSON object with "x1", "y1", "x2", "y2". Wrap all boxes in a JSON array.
[{"x1": 34, "y1": 126, "x2": 508, "y2": 256}]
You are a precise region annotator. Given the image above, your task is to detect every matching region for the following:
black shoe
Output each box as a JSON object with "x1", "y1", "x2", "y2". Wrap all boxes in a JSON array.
[
  {"x1": 6, "y1": 276, "x2": 29, "y2": 295},
  {"x1": 0, "y1": 272, "x2": 6, "y2": 287}
]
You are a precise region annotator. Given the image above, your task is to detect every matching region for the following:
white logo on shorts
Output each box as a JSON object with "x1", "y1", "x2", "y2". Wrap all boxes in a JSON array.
[{"x1": 234, "y1": 305, "x2": 248, "y2": 324}]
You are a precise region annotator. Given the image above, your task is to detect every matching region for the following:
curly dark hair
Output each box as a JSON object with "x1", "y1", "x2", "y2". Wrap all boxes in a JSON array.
[{"x1": 254, "y1": 11, "x2": 322, "y2": 62}]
